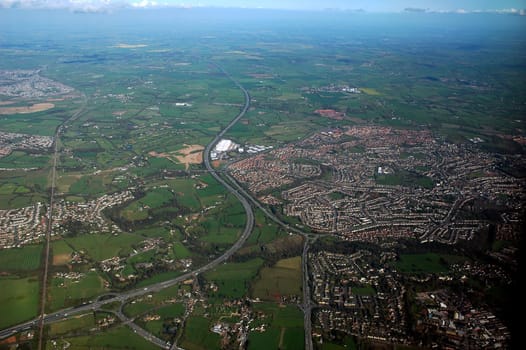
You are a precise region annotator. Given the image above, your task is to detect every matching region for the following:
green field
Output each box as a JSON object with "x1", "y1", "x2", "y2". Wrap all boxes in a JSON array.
[
  {"x1": 66, "y1": 233, "x2": 143, "y2": 261},
  {"x1": 180, "y1": 316, "x2": 220, "y2": 350},
  {"x1": 135, "y1": 271, "x2": 183, "y2": 288},
  {"x1": 252, "y1": 256, "x2": 302, "y2": 301},
  {"x1": 48, "y1": 313, "x2": 95, "y2": 336},
  {"x1": 0, "y1": 8, "x2": 523, "y2": 348},
  {"x1": 52, "y1": 239, "x2": 75, "y2": 266},
  {"x1": 48, "y1": 271, "x2": 108, "y2": 310},
  {"x1": 157, "y1": 303, "x2": 185, "y2": 318},
  {"x1": 55, "y1": 325, "x2": 161, "y2": 350},
  {"x1": 0, "y1": 151, "x2": 50, "y2": 169},
  {"x1": 205, "y1": 258, "x2": 264, "y2": 299},
  {"x1": 376, "y1": 170, "x2": 434, "y2": 189},
  {"x1": 245, "y1": 209, "x2": 286, "y2": 246},
  {"x1": 351, "y1": 285, "x2": 376, "y2": 296},
  {"x1": 0, "y1": 276, "x2": 39, "y2": 328},
  {"x1": 394, "y1": 253, "x2": 465, "y2": 274},
  {"x1": 248, "y1": 303, "x2": 304, "y2": 350},
  {"x1": 0, "y1": 244, "x2": 42, "y2": 271},
  {"x1": 320, "y1": 336, "x2": 358, "y2": 350}
]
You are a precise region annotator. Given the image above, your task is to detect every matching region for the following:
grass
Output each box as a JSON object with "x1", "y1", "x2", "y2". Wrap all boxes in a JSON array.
[
  {"x1": 124, "y1": 301, "x2": 157, "y2": 318},
  {"x1": 135, "y1": 271, "x2": 182, "y2": 288},
  {"x1": 48, "y1": 313, "x2": 95, "y2": 336},
  {"x1": 321, "y1": 336, "x2": 358, "y2": 350},
  {"x1": 246, "y1": 209, "x2": 286, "y2": 246},
  {"x1": 157, "y1": 303, "x2": 186, "y2": 318},
  {"x1": 58, "y1": 325, "x2": 161, "y2": 350},
  {"x1": 359, "y1": 87, "x2": 381, "y2": 96},
  {"x1": 52, "y1": 239, "x2": 74, "y2": 265},
  {"x1": 142, "y1": 318, "x2": 164, "y2": 336},
  {"x1": 141, "y1": 188, "x2": 174, "y2": 208},
  {"x1": 0, "y1": 244, "x2": 42, "y2": 271},
  {"x1": 351, "y1": 285, "x2": 375, "y2": 296},
  {"x1": 69, "y1": 175, "x2": 106, "y2": 196},
  {"x1": 123, "y1": 285, "x2": 182, "y2": 318},
  {"x1": 0, "y1": 151, "x2": 50, "y2": 169},
  {"x1": 376, "y1": 170, "x2": 434, "y2": 189},
  {"x1": 394, "y1": 253, "x2": 465, "y2": 274},
  {"x1": 0, "y1": 276, "x2": 39, "y2": 328},
  {"x1": 248, "y1": 326, "x2": 280, "y2": 350},
  {"x1": 66, "y1": 233, "x2": 143, "y2": 261},
  {"x1": 181, "y1": 316, "x2": 220, "y2": 350},
  {"x1": 173, "y1": 241, "x2": 191, "y2": 258},
  {"x1": 248, "y1": 303, "x2": 304, "y2": 350},
  {"x1": 252, "y1": 256, "x2": 302, "y2": 301},
  {"x1": 204, "y1": 258, "x2": 264, "y2": 299},
  {"x1": 197, "y1": 195, "x2": 246, "y2": 246},
  {"x1": 48, "y1": 271, "x2": 108, "y2": 311}
]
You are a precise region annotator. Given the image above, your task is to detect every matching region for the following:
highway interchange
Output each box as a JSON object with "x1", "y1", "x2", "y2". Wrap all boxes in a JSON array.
[{"x1": 0, "y1": 69, "x2": 314, "y2": 350}]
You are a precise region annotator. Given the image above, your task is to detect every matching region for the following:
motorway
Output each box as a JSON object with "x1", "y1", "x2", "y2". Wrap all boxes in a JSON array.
[
  {"x1": 1, "y1": 68, "x2": 315, "y2": 350},
  {"x1": 0, "y1": 71, "x2": 254, "y2": 347}
]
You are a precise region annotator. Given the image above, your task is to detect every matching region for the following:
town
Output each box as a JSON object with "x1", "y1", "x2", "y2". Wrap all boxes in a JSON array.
[
  {"x1": 229, "y1": 126, "x2": 524, "y2": 245},
  {"x1": 0, "y1": 69, "x2": 74, "y2": 98}
]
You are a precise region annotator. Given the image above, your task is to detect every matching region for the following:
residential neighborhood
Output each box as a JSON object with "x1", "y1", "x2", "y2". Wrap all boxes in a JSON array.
[
  {"x1": 229, "y1": 126, "x2": 524, "y2": 245},
  {"x1": 0, "y1": 190, "x2": 133, "y2": 248}
]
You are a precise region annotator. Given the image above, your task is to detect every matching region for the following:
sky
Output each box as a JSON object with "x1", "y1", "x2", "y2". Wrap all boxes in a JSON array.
[{"x1": 0, "y1": 0, "x2": 525, "y2": 12}]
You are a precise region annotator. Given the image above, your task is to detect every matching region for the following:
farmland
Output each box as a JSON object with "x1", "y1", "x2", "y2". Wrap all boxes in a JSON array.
[
  {"x1": 48, "y1": 271, "x2": 108, "y2": 311},
  {"x1": 0, "y1": 244, "x2": 42, "y2": 271},
  {"x1": 0, "y1": 7, "x2": 523, "y2": 350},
  {"x1": 248, "y1": 303, "x2": 304, "y2": 350},
  {"x1": 65, "y1": 233, "x2": 143, "y2": 261},
  {"x1": 204, "y1": 258, "x2": 264, "y2": 299},
  {"x1": 395, "y1": 253, "x2": 466, "y2": 274},
  {"x1": 252, "y1": 257, "x2": 302, "y2": 301},
  {"x1": 54, "y1": 325, "x2": 161, "y2": 350},
  {"x1": 0, "y1": 277, "x2": 39, "y2": 329}
]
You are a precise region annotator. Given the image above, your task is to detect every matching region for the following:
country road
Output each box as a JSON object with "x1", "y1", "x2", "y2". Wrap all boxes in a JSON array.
[{"x1": 1, "y1": 67, "x2": 315, "y2": 350}]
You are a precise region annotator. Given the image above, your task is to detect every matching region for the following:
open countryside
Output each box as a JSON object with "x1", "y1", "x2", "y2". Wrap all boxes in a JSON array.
[{"x1": 0, "y1": 4, "x2": 524, "y2": 350}]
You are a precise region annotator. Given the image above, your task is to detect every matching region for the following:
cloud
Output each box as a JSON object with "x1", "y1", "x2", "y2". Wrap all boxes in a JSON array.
[
  {"x1": 0, "y1": 0, "x2": 114, "y2": 10},
  {"x1": 0, "y1": 0, "x2": 170, "y2": 10},
  {"x1": 427, "y1": 7, "x2": 526, "y2": 15},
  {"x1": 402, "y1": 6, "x2": 526, "y2": 16}
]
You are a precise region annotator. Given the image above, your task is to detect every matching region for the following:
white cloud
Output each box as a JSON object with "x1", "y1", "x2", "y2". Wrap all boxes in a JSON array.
[
  {"x1": 0, "y1": 0, "x2": 166, "y2": 10},
  {"x1": 402, "y1": 6, "x2": 526, "y2": 16}
]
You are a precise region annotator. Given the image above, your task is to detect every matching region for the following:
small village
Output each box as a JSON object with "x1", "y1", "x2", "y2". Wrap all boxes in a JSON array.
[
  {"x1": 0, "y1": 190, "x2": 133, "y2": 248},
  {"x1": 0, "y1": 131, "x2": 53, "y2": 159}
]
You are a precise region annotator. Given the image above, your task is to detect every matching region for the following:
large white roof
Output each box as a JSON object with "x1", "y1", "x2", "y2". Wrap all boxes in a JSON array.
[{"x1": 215, "y1": 139, "x2": 236, "y2": 152}]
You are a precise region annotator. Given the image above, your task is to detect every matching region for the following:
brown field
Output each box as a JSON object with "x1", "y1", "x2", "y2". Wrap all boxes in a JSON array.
[
  {"x1": 53, "y1": 253, "x2": 71, "y2": 266},
  {"x1": 149, "y1": 144, "x2": 204, "y2": 170},
  {"x1": 211, "y1": 160, "x2": 223, "y2": 168},
  {"x1": 251, "y1": 256, "x2": 302, "y2": 301},
  {"x1": 175, "y1": 144, "x2": 204, "y2": 169},
  {"x1": 0, "y1": 102, "x2": 54, "y2": 115},
  {"x1": 0, "y1": 101, "x2": 15, "y2": 106}
]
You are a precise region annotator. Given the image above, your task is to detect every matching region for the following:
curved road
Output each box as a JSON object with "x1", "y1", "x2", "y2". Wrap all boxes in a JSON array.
[
  {"x1": 0, "y1": 70, "x2": 254, "y2": 346},
  {"x1": 1, "y1": 67, "x2": 315, "y2": 350}
]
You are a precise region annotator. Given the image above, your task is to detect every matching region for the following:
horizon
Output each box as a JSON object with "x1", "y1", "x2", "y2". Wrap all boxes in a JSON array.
[{"x1": 1, "y1": 0, "x2": 525, "y2": 14}]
